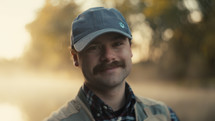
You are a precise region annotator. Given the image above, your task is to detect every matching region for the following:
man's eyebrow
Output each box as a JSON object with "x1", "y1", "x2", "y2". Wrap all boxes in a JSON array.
[
  {"x1": 112, "y1": 34, "x2": 126, "y2": 39},
  {"x1": 89, "y1": 41, "x2": 99, "y2": 45}
]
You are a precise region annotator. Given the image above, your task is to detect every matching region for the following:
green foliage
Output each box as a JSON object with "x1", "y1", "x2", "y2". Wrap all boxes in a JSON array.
[
  {"x1": 139, "y1": 0, "x2": 215, "y2": 79},
  {"x1": 23, "y1": 0, "x2": 215, "y2": 80},
  {"x1": 23, "y1": 0, "x2": 79, "y2": 70},
  {"x1": 103, "y1": 0, "x2": 215, "y2": 79}
]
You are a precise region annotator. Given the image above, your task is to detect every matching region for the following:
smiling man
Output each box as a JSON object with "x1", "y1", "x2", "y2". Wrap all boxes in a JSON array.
[{"x1": 45, "y1": 7, "x2": 179, "y2": 121}]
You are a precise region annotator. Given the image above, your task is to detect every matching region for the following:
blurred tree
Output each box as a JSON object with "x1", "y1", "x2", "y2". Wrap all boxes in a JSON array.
[
  {"x1": 145, "y1": 0, "x2": 215, "y2": 79},
  {"x1": 23, "y1": 0, "x2": 79, "y2": 70},
  {"x1": 23, "y1": 0, "x2": 215, "y2": 80},
  {"x1": 102, "y1": 0, "x2": 215, "y2": 80}
]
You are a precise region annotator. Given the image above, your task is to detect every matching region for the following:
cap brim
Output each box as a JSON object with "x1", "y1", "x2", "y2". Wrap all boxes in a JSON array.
[{"x1": 74, "y1": 28, "x2": 132, "y2": 52}]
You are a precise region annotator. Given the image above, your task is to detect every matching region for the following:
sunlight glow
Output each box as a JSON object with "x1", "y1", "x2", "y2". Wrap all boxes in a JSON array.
[
  {"x1": 74, "y1": 0, "x2": 102, "y2": 11},
  {"x1": 129, "y1": 13, "x2": 152, "y2": 63},
  {"x1": 0, "y1": 0, "x2": 45, "y2": 60},
  {"x1": 188, "y1": 10, "x2": 202, "y2": 23},
  {"x1": 162, "y1": 28, "x2": 174, "y2": 41},
  {"x1": 183, "y1": 0, "x2": 199, "y2": 11},
  {"x1": 0, "y1": 103, "x2": 25, "y2": 121},
  {"x1": 183, "y1": 0, "x2": 202, "y2": 23}
]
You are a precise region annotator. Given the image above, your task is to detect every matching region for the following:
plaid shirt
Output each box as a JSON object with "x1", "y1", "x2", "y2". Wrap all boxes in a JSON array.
[
  {"x1": 169, "y1": 107, "x2": 180, "y2": 121},
  {"x1": 83, "y1": 83, "x2": 179, "y2": 121}
]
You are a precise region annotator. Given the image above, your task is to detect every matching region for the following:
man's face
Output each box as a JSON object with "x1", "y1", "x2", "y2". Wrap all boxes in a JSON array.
[{"x1": 74, "y1": 32, "x2": 133, "y2": 91}]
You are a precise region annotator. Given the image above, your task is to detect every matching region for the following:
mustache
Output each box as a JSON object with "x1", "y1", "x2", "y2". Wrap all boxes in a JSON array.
[{"x1": 93, "y1": 61, "x2": 125, "y2": 75}]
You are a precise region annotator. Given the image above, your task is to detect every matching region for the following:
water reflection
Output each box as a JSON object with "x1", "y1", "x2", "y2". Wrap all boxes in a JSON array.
[
  {"x1": 0, "y1": 103, "x2": 25, "y2": 121},
  {"x1": 0, "y1": 68, "x2": 215, "y2": 121}
]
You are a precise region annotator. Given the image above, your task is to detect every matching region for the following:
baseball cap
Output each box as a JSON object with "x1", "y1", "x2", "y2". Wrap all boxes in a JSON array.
[{"x1": 71, "y1": 7, "x2": 132, "y2": 52}]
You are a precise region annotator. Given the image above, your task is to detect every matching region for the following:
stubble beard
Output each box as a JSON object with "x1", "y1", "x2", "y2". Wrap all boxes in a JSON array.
[{"x1": 84, "y1": 60, "x2": 131, "y2": 91}]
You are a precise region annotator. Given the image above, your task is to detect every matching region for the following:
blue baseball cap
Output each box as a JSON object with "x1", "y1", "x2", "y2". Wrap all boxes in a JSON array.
[{"x1": 71, "y1": 7, "x2": 132, "y2": 52}]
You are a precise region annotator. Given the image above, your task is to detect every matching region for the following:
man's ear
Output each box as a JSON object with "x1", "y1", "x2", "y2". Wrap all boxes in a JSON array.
[
  {"x1": 131, "y1": 51, "x2": 133, "y2": 58},
  {"x1": 71, "y1": 49, "x2": 79, "y2": 67},
  {"x1": 129, "y1": 45, "x2": 133, "y2": 58}
]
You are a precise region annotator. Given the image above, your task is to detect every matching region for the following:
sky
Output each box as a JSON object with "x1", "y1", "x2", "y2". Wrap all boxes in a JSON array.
[{"x1": 0, "y1": 0, "x2": 45, "y2": 59}]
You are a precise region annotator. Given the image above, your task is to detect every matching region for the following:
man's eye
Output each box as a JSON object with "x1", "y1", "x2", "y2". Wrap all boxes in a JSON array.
[
  {"x1": 113, "y1": 42, "x2": 123, "y2": 47},
  {"x1": 87, "y1": 45, "x2": 99, "y2": 51}
]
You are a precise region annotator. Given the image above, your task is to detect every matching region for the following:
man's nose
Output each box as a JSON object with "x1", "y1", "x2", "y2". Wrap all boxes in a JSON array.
[{"x1": 100, "y1": 46, "x2": 116, "y2": 62}]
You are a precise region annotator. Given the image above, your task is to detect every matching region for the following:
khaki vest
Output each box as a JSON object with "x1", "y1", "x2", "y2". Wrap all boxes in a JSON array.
[{"x1": 45, "y1": 89, "x2": 171, "y2": 121}]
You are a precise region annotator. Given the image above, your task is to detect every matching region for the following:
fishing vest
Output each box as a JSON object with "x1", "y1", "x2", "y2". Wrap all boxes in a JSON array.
[{"x1": 45, "y1": 89, "x2": 171, "y2": 121}]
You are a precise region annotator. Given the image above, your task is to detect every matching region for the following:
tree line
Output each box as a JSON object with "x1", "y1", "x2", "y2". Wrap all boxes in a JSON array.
[{"x1": 23, "y1": 0, "x2": 215, "y2": 80}]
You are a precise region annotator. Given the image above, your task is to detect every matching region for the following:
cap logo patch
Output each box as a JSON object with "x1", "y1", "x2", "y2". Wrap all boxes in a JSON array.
[{"x1": 119, "y1": 22, "x2": 125, "y2": 28}]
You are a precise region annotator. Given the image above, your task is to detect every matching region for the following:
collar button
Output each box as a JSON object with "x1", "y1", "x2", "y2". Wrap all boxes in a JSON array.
[
  {"x1": 97, "y1": 113, "x2": 101, "y2": 117},
  {"x1": 103, "y1": 105, "x2": 108, "y2": 110}
]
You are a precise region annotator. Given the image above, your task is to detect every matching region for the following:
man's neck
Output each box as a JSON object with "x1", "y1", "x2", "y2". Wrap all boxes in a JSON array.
[{"x1": 87, "y1": 82, "x2": 126, "y2": 111}]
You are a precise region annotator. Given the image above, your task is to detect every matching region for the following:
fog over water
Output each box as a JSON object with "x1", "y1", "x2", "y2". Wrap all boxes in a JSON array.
[{"x1": 0, "y1": 66, "x2": 215, "y2": 121}]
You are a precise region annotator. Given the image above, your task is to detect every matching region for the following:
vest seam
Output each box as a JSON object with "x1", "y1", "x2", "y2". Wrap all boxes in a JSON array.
[{"x1": 75, "y1": 96, "x2": 95, "y2": 121}]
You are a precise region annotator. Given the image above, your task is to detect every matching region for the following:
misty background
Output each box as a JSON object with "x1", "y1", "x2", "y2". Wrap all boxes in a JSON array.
[{"x1": 0, "y1": 0, "x2": 215, "y2": 121}]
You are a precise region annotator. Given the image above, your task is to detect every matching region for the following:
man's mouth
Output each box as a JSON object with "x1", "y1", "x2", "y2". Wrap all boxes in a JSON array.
[{"x1": 99, "y1": 65, "x2": 119, "y2": 72}]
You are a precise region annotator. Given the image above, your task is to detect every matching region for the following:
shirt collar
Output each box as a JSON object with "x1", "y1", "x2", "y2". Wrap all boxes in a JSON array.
[{"x1": 82, "y1": 82, "x2": 136, "y2": 120}]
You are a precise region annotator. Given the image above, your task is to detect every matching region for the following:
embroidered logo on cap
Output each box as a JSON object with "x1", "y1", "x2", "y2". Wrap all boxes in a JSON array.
[{"x1": 119, "y1": 22, "x2": 125, "y2": 28}]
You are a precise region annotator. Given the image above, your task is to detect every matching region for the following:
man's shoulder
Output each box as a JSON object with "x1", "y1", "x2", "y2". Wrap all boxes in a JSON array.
[
  {"x1": 135, "y1": 96, "x2": 171, "y2": 120},
  {"x1": 44, "y1": 99, "x2": 81, "y2": 121},
  {"x1": 135, "y1": 96, "x2": 166, "y2": 106}
]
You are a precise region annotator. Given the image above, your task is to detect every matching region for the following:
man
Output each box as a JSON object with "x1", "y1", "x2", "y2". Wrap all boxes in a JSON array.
[{"x1": 45, "y1": 7, "x2": 179, "y2": 121}]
